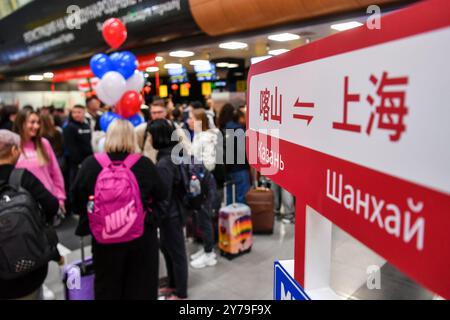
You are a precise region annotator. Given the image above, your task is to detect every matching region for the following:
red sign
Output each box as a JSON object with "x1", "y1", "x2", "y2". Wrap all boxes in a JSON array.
[
  {"x1": 52, "y1": 53, "x2": 156, "y2": 82},
  {"x1": 53, "y1": 66, "x2": 93, "y2": 82},
  {"x1": 136, "y1": 53, "x2": 157, "y2": 71},
  {"x1": 247, "y1": 0, "x2": 450, "y2": 298}
]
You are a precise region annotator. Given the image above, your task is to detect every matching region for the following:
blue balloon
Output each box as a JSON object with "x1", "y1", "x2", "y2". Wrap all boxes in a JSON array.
[
  {"x1": 110, "y1": 51, "x2": 137, "y2": 79},
  {"x1": 90, "y1": 54, "x2": 112, "y2": 79},
  {"x1": 99, "y1": 111, "x2": 121, "y2": 132},
  {"x1": 127, "y1": 113, "x2": 144, "y2": 127}
]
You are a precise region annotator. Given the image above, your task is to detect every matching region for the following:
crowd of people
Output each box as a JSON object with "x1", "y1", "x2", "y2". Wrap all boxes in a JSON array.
[{"x1": 0, "y1": 96, "x2": 294, "y2": 300}]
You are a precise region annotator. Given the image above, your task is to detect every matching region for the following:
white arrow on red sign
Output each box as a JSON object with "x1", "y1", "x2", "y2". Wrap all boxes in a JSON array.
[{"x1": 293, "y1": 97, "x2": 315, "y2": 125}]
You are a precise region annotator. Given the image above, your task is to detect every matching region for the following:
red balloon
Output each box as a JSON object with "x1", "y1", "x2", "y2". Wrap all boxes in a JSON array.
[
  {"x1": 116, "y1": 91, "x2": 142, "y2": 118},
  {"x1": 102, "y1": 18, "x2": 127, "y2": 49}
]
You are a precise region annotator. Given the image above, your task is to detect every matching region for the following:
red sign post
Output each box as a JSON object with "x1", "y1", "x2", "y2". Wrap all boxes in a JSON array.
[{"x1": 247, "y1": 0, "x2": 450, "y2": 299}]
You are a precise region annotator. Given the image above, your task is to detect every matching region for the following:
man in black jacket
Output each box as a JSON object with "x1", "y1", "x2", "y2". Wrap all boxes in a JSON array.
[
  {"x1": 63, "y1": 105, "x2": 93, "y2": 213},
  {"x1": 0, "y1": 130, "x2": 61, "y2": 300}
]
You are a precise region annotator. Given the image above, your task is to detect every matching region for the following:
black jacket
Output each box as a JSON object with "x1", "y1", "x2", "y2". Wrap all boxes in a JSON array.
[
  {"x1": 72, "y1": 153, "x2": 168, "y2": 236},
  {"x1": 0, "y1": 165, "x2": 59, "y2": 299},
  {"x1": 0, "y1": 121, "x2": 13, "y2": 131},
  {"x1": 154, "y1": 147, "x2": 185, "y2": 223},
  {"x1": 63, "y1": 119, "x2": 93, "y2": 166},
  {"x1": 222, "y1": 121, "x2": 250, "y2": 174}
]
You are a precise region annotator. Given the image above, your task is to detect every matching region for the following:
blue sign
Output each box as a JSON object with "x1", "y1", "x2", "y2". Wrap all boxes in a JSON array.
[
  {"x1": 168, "y1": 67, "x2": 188, "y2": 83},
  {"x1": 194, "y1": 63, "x2": 217, "y2": 81},
  {"x1": 274, "y1": 260, "x2": 310, "y2": 300}
]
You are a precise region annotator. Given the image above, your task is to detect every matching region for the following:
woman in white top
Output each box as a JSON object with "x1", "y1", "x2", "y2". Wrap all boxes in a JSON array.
[
  {"x1": 188, "y1": 108, "x2": 219, "y2": 171},
  {"x1": 186, "y1": 108, "x2": 219, "y2": 269}
]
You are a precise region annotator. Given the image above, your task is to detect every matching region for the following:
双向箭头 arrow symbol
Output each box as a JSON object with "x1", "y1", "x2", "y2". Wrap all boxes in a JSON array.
[{"x1": 293, "y1": 98, "x2": 315, "y2": 125}]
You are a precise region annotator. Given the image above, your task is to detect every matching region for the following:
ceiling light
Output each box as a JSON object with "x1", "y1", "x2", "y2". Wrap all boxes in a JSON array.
[
  {"x1": 146, "y1": 67, "x2": 159, "y2": 72},
  {"x1": 164, "y1": 63, "x2": 183, "y2": 69},
  {"x1": 330, "y1": 21, "x2": 363, "y2": 31},
  {"x1": 227, "y1": 63, "x2": 239, "y2": 68},
  {"x1": 268, "y1": 33, "x2": 300, "y2": 42},
  {"x1": 169, "y1": 50, "x2": 194, "y2": 58},
  {"x1": 29, "y1": 75, "x2": 43, "y2": 81},
  {"x1": 251, "y1": 56, "x2": 272, "y2": 64},
  {"x1": 189, "y1": 60, "x2": 210, "y2": 66},
  {"x1": 43, "y1": 72, "x2": 54, "y2": 79},
  {"x1": 155, "y1": 56, "x2": 164, "y2": 62},
  {"x1": 268, "y1": 49, "x2": 290, "y2": 56},
  {"x1": 216, "y1": 62, "x2": 230, "y2": 68},
  {"x1": 219, "y1": 41, "x2": 248, "y2": 50}
]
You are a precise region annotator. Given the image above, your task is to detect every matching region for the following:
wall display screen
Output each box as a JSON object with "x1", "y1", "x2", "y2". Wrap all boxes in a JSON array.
[
  {"x1": 194, "y1": 63, "x2": 216, "y2": 82},
  {"x1": 169, "y1": 66, "x2": 188, "y2": 83}
]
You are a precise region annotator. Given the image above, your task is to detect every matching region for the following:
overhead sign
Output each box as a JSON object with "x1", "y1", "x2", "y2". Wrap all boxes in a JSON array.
[
  {"x1": 0, "y1": 0, "x2": 198, "y2": 75},
  {"x1": 247, "y1": 0, "x2": 450, "y2": 299}
]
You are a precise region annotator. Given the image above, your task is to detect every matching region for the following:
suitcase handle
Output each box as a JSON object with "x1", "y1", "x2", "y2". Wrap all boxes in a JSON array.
[
  {"x1": 80, "y1": 237, "x2": 86, "y2": 274},
  {"x1": 223, "y1": 181, "x2": 236, "y2": 205}
]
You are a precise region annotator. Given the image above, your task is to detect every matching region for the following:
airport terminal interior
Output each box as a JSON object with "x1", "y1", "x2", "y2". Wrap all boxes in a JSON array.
[{"x1": 0, "y1": 0, "x2": 448, "y2": 301}]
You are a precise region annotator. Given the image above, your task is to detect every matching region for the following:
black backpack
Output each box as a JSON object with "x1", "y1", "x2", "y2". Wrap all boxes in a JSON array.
[
  {"x1": 179, "y1": 159, "x2": 220, "y2": 211},
  {"x1": 0, "y1": 169, "x2": 59, "y2": 280}
]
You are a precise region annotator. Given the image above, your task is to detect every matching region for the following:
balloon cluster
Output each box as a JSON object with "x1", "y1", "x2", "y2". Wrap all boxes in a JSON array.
[{"x1": 91, "y1": 18, "x2": 145, "y2": 131}]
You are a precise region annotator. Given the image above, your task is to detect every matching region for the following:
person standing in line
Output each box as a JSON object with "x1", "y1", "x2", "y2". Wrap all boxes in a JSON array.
[
  {"x1": 187, "y1": 108, "x2": 219, "y2": 269},
  {"x1": 0, "y1": 130, "x2": 63, "y2": 300},
  {"x1": 13, "y1": 109, "x2": 66, "y2": 211},
  {"x1": 84, "y1": 96, "x2": 102, "y2": 132},
  {"x1": 218, "y1": 104, "x2": 251, "y2": 204},
  {"x1": 40, "y1": 114, "x2": 64, "y2": 167},
  {"x1": 85, "y1": 96, "x2": 105, "y2": 152},
  {"x1": 72, "y1": 120, "x2": 168, "y2": 300},
  {"x1": 63, "y1": 105, "x2": 93, "y2": 210},
  {"x1": 271, "y1": 181, "x2": 296, "y2": 223},
  {"x1": 190, "y1": 100, "x2": 216, "y2": 130},
  {"x1": 149, "y1": 119, "x2": 189, "y2": 300},
  {"x1": 13, "y1": 110, "x2": 66, "y2": 300},
  {"x1": 135, "y1": 99, "x2": 167, "y2": 163},
  {"x1": 40, "y1": 113, "x2": 66, "y2": 226},
  {"x1": 136, "y1": 98, "x2": 190, "y2": 163},
  {"x1": 0, "y1": 105, "x2": 18, "y2": 131},
  {"x1": 52, "y1": 108, "x2": 67, "y2": 128}
]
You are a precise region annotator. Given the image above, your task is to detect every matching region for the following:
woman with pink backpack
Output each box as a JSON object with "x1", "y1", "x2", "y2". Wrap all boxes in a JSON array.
[{"x1": 72, "y1": 119, "x2": 168, "y2": 300}]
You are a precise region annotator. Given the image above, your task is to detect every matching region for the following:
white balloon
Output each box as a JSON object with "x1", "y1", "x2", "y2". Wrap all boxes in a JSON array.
[
  {"x1": 95, "y1": 82, "x2": 109, "y2": 105},
  {"x1": 96, "y1": 71, "x2": 126, "y2": 105},
  {"x1": 126, "y1": 70, "x2": 145, "y2": 92}
]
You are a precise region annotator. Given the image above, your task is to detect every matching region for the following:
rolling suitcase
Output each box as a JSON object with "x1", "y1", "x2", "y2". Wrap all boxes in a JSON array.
[
  {"x1": 246, "y1": 174, "x2": 275, "y2": 234},
  {"x1": 62, "y1": 237, "x2": 95, "y2": 300},
  {"x1": 218, "y1": 182, "x2": 253, "y2": 259}
]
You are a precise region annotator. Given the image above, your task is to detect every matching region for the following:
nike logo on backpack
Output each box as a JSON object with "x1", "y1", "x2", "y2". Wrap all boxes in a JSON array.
[{"x1": 102, "y1": 201, "x2": 138, "y2": 240}]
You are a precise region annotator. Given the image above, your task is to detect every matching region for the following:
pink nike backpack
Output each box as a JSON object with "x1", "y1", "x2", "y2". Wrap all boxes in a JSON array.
[{"x1": 88, "y1": 153, "x2": 145, "y2": 244}]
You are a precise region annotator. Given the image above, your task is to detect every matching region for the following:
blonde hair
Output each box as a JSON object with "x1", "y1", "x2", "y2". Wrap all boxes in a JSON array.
[{"x1": 104, "y1": 119, "x2": 137, "y2": 154}]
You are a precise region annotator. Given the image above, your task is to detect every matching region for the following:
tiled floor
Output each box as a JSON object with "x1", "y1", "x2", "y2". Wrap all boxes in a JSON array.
[
  {"x1": 45, "y1": 216, "x2": 296, "y2": 300},
  {"x1": 45, "y1": 215, "x2": 436, "y2": 300}
]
